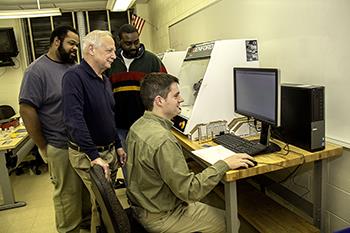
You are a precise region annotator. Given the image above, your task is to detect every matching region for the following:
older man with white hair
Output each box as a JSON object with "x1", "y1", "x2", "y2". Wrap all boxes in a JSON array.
[{"x1": 62, "y1": 30, "x2": 126, "y2": 233}]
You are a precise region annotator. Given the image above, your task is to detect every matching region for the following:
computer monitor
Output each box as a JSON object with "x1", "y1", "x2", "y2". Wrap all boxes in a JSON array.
[
  {"x1": 233, "y1": 67, "x2": 281, "y2": 152},
  {"x1": 0, "y1": 28, "x2": 18, "y2": 67}
]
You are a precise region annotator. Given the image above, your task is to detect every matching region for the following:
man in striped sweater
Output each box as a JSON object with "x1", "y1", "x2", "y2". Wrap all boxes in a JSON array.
[{"x1": 108, "y1": 24, "x2": 167, "y2": 186}]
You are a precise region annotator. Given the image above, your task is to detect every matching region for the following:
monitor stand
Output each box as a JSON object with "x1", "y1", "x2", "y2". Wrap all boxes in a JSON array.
[{"x1": 253, "y1": 122, "x2": 281, "y2": 154}]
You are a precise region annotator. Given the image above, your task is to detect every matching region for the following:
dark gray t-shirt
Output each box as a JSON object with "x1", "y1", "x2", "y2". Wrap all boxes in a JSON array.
[{"x1": 19, "y1": 55, "x2": 74, "y2": 148}]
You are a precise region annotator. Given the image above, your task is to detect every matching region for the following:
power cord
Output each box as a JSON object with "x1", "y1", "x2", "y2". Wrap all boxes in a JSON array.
[
  {"x1": 246, "y1": 120, "x2": 311, "y2": 196},
  {"x1": 271, "y1": 144, "x2": 306, "y2": 184},
  {"x1": 247, "y1": 120, "x2": 308, "y2": 185},
  {"x1": 260, "y1": 126, "x2": 307, "y2": 184},
  {"x1": 291, "y1": 172, "x2": 311, "y2": 198}
]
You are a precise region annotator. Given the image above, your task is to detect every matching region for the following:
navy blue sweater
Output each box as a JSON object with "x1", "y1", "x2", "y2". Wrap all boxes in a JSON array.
[{"x1": 62, "y1": 60, "x2": 122, "y2": 160}]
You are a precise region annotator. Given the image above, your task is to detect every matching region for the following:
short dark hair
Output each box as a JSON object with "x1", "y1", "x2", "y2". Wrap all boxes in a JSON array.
[
  {"x1": 141, "y1": 73, "x2": 179, "y2": 111},
  {"x1": 50, "y1": 26, "x2": 78, "y2": 45},
  {"x1": 118, "y1": 24, "x2": 138, "y2": 39}
]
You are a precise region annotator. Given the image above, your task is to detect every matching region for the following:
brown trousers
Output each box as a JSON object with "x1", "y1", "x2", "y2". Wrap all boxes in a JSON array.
[
  {"x1": 132, "y1": 202, "x2": 228, "y2": 233},
  {"x1": 68, "y1": 148, "x2": 118, "y2": 233},
  {"x1": 47, "y1": 145, "x2": 90, "y2": 233}
]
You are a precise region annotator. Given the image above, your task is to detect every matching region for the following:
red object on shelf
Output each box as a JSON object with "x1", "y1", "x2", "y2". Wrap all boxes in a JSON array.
[{"x1": 0, "y1": 118, "x2": 19, "y2": 129}]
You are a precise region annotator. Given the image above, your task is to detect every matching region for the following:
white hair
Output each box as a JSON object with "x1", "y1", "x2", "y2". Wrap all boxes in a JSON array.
[{"x1": 82, "y1": 30, "x2": 113, "y2": 54}]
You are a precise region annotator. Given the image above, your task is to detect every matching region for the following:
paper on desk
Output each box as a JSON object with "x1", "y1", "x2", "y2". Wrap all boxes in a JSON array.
[{"x1": 192, "y1": 145, "x2": 236, "y2": 165}]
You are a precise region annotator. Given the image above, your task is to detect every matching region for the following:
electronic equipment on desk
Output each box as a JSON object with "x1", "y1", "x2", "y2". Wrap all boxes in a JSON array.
[
  {"x1": 232, "y1": 67, "x2": 282, "y2": 154},
  {"x1": 186, "y1": 116, "x2": 258, "y2": 142},
  {"x1": 0, "y1": 28, "x2": 19, "y2": 67},
  {"x1": 187, "y1": 120, "x2": 228, "y2": 142},
  {"x1": 171, "y1": 39, "x2": 260, "y2": 138},
  {"x1": 272, "y1": 84, "x2": 325, "y2": 152}
]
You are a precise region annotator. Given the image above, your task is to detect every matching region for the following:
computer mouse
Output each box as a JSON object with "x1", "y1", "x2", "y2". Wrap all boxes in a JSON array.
[
  {"x1": 248, "y1": 158, "x2": 258, "y2": 167},
  {"x1": 238, "y1": 159, "x2": 257, "y2": 169}
]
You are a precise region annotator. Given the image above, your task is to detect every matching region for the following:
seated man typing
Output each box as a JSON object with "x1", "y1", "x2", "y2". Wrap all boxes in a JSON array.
[{"x1": 126, "y1": 72, "x2": 255, "y2": 233}]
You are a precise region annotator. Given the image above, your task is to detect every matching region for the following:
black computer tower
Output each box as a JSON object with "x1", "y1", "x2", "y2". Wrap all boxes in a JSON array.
[{"x1": 273, "y1": 84, "x2": 325, "y2": 152}]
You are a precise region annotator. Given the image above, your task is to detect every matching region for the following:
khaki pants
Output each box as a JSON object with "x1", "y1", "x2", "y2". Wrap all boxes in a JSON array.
[
  {"x1": 47, "y1": 144, "x2": 90, "y2": 233},
  {"x1": 68, "y1": 147, "x2": 118, "y2": 233},
  {"x1": 133, "y1": 202, "x2": 228, "y2": 233}
]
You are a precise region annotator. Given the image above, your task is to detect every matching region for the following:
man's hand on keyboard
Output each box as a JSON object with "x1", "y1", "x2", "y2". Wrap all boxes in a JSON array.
[{"x1": 223, "y1": 153, "x2": 257, "y2": 169}]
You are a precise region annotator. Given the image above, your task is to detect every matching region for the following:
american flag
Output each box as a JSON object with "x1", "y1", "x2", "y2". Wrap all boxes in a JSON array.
[{"x1": 131, "y1": 14, "x2": 146, "y2": 34}]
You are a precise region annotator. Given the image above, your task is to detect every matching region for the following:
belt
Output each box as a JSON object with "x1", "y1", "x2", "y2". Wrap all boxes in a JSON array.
[{"x1": 68, "y1": 141, "x2": 115, "y2": 153}]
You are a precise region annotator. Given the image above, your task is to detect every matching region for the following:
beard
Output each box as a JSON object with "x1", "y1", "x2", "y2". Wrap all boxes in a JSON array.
[
  {"x1": 58, "y1": 44, "x2": 77, "y2": 64},
  {"x1": 123, "y1": 47, "x2": 138, "y2": 58}
]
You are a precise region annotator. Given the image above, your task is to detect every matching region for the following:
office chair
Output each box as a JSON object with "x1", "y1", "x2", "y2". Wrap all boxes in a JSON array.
[
  {"x1": 0, "y1": 105, "x2": 15, "y2": 120},
  {"x1": 0, "y1": 105, "x2": 40, "y2": 175},
  {"x1": 90, "y1": 165, "x2": 148, "y2": 233}
]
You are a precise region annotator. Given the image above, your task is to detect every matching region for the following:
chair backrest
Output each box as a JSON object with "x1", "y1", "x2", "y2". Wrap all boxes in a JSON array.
[
  {"x1": 0, "y1": 105, "x2": 15, "y2": 120},
  {"x1": 90, "y1": 165, "x2": 131, "y2": 233}
]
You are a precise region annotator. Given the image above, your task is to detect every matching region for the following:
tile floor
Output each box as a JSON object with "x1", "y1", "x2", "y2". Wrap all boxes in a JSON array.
[
  {"x1": 0, "y1": 166, "x2": 128, "y2": 233},
  {"x1": 0, "y1": 165, "x2": 256, "y2": 233}
]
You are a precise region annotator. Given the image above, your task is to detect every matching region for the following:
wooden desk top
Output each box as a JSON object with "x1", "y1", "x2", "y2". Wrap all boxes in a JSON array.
[
  {"x1": 0, "y1": 126, "x2": 29, "y2": 151},
  {"x1": 172, "y1": 130, "x2": 343, "y2": 182}
]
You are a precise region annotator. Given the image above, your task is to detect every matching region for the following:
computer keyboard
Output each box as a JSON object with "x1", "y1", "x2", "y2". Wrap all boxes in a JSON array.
[{"x1": 213, "y1": 133, "x2": 267, "y2": 156}]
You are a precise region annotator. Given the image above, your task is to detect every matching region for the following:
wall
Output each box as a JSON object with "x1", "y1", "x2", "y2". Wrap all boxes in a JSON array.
[
  {"x1": 134, "y1": 3, "x2": 153, "y2": 51},
  {"x1": 144, "y1": 0, "x2": 220, "y2": 52},
  {"x1": 1, "y1": 1, "x2": 349, "y2": 231},
  {"x1": 144, "y1": 0, "x2": 350, "y2": 232},
  {"x1": 167, "y1": 0, "x2": 350, "y2": 147},
  {"x1": 327, "y1": 148, "x2": 350, "y2": 231},
  {"x1": 0, "y1": 19, "x2": 27, "y2": 113},
  {"x1": 147, "y1": 0, "x2": 350, "y2": 146}
]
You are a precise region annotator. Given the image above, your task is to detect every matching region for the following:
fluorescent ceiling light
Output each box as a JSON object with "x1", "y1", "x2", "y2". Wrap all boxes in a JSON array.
[
  {"x1": 107, "y1": 0, "x2": 136, "y2": 12},
  {"x1": 0, "y1": 8, "x2": 62, "y2": 19},
  {"x1": 0, "y1": 0, "x2": 62, "y2": 19}
]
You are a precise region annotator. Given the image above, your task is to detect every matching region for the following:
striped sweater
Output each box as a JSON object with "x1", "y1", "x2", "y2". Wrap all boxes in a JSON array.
[{"x1": 108, "y1": 44, "x2": 167, "y2": 129}]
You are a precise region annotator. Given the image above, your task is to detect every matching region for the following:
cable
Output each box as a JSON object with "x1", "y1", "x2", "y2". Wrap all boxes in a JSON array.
[
  {"x1": 288, "y1": 148, "x2": 306, "y2": 164},
  {"x1": 276, "y1": 164, "x2": 302, "y2": 184},
  {"x1": 262, "y1": 136, "x2": 306, "y2": 184},
  {"x1": 247, "y1": 117, "x2": 256, "y2": 130},
  {"x1": 271, "y1": 140, "x2": 290, "y2": 157},
  {"x1": 269, "y1": 127, "x2": 292, "y2": 156},
  {"x1": 291, "y1": 173, "x2": 310, "y2": 198},
  {"x1": 275, "y1": 146, "x2": 306, "y2": 184},
  {"x1": 253, "y1": 119, "x2": 261, "y2": 132},
  {"x1": 247, "y1": 124, "x2": 310, "y2": 195},
  {"x1": 246, "y1": 120, "x2": 307, "y2": 184},
  {"x1": 286, "y1": 147, "x2": 310, "y2": 196}
]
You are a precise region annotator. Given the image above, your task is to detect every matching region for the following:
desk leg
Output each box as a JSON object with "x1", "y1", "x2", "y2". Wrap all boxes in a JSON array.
[
  {"x1": 225, "y1": 181, "x2": 239, "y2": 233},
  {"x1": 0, "y1": 151, "x2": 26, "y2": 211},
  {"x1": 313, "y1": 159, "x2": 326, "y2": 231}
]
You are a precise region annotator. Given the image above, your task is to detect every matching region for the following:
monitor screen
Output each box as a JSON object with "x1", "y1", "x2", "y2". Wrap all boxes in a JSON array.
[
  {"x1": 234, "y1": 67, "x2": 281, "y2": 149},
  {"x1": 0, "y1": 28, "x2": 19, "y2": 58},
  {"x1": 234, "y1": 67, "x2": 280, "y2": 126}
]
